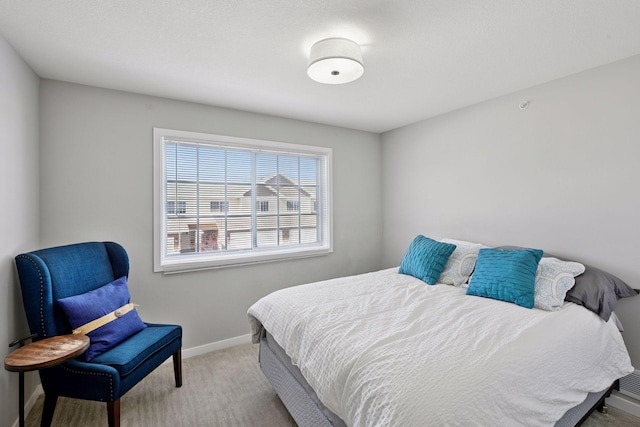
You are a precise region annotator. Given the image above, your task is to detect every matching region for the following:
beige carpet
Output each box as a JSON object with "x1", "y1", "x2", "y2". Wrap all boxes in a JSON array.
[
  {"x1": 25, "y1": 343, "x2": 640, "y2": 427},
  {"x1": 25, "y1": 344, "x2": 295, "y2": 427}
]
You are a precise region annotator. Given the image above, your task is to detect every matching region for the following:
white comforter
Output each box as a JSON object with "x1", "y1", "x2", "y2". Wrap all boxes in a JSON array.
[{"x1": 248, "y1": 268, "x2": 634, "y2": 426}]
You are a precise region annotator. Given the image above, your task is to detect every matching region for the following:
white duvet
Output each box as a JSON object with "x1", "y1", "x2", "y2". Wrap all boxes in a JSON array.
[{"x1": 248, "y1": 268, "x2": 634, "y2": 426}]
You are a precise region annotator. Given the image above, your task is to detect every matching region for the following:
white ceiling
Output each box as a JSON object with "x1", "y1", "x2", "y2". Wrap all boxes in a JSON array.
[{"x1": 1, "y1": 1, "x2": 639, "y2": 133}]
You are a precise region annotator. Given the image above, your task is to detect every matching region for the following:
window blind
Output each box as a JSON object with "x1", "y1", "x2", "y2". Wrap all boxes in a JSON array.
[{"x1": 154, "y1": 128, "x2": 332, "y2": 272}]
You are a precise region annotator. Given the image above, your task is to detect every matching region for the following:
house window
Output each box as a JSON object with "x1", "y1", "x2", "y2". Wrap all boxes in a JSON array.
[
  {"x1": 167, "y1": 201, "x2": 186, "y2": 215},
  {"x1": 153, "y1": 128, "x2": 332, "y2": 272},
  {"x1": 256, "y1": 201, "x2": 269, "y2": 212},
  {"x1": 211, "y1": 201, "x2": 229, "y2": 213}
]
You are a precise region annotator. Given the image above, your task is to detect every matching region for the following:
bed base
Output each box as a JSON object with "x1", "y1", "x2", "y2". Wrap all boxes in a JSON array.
[
  {"x1": 259, "y1": 333, "x2": 617, "y2": 427},
  {"x1": 562, "y1": 380, "x2": 617, "y2": 427},
  {"x1": 260, "y1": 336, "x2": 335, "y2": 426}
]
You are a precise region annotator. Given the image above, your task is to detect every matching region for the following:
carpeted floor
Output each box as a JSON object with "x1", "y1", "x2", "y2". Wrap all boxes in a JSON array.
[
  {"x1": 25, "y1": 343, "x2": 295, "y2": 427},
  {"x1": 25, "y1": 343, "x2": 640, "y2": 426}
]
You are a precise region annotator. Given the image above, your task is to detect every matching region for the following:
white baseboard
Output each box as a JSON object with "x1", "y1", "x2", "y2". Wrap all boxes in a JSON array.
[
  {"x1": 182, "y1": 333, "x2": 252, "y2": 359},
  {"x1": 607, "y1": 390, "x2": 640, "y2": 418},
  {"x1": 11, "y1": 334, "x2": 253, "y2": 427}
]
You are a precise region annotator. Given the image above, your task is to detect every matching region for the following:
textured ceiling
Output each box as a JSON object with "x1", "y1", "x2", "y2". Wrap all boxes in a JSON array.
[{"x1": 1, "y1": 1, "x2": 639, "y2": 133}]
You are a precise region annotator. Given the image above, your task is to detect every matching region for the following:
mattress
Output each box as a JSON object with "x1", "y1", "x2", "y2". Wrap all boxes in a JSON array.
[{"x1": 249, "y1": 268, "x2": 633, "y2": 426}]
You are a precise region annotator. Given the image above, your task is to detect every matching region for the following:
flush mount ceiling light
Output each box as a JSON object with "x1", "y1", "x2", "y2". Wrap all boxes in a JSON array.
[{"x1": 307, "y1": 38, "x2": 364, "y2": 84}]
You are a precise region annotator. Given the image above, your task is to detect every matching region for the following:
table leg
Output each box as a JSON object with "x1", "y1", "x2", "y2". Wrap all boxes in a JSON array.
[
  {"x1": 19, "y1": 371, "x2": 24, "y2": 427},
  {"x1": 7, "y1": 333, "x2": 37, "y2": 427}
]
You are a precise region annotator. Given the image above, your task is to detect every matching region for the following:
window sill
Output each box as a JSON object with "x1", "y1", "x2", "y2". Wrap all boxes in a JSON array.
[{"x1": 156, "y1": 246, "x2": 332, "y2": 274}]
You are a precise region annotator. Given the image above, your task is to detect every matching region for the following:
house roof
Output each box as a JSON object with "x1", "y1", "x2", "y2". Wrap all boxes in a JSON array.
[
  {"x1": 244, "y1": 186, "x2": 277, "y2": 198},
  {"x1": 244, "y1": 174, "x2": 311, "y2": 198}
]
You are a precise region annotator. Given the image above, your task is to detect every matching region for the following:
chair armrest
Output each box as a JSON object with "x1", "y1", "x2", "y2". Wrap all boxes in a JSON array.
[
  {"x1": 39, "y1": 359, "x2": 122, "y2": 401},
  {"x1": 9, "y1": 333, "x2": 38, "y2": 348}
]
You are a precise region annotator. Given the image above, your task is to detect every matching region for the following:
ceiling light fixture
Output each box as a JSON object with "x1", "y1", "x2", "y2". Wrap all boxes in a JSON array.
[{"x1": 307, "y1": 38, "x2": 364, "y2": 84}]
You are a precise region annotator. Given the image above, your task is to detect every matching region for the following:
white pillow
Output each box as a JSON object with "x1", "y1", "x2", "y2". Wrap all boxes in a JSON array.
[
  {"x1": 534, "y1": 257, "x2": 585, "y2": 311},
  {"x1": 439, "y1": 238, "x2": 485, "y2": 286}
]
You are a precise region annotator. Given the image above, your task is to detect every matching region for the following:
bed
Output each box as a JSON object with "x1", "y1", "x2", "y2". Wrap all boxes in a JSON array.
[{"x1": 248, "y1": 237, "x2": 637, "y2": 426}]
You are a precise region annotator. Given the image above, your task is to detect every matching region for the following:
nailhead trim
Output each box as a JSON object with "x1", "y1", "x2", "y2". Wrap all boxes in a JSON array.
[
  {"x1": 62, "y1": 365, "x2": 114, "y2": 400},
  {"x1": 16, "y1": 255, "x2": 48, "y2": 338}
]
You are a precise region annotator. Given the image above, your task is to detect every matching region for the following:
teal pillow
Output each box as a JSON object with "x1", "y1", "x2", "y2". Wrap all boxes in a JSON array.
[
  {"x1": 467, "y1": 248, "x2": 543, "y2": 308},
  {"x1": 57, "y1": 276, "x2": 146, "y2": 361},
  {"x1": 399, "y1": 235, "x2": 456, "y2": 285}
]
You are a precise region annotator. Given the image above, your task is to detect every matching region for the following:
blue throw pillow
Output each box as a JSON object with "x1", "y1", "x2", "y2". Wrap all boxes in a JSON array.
[
  {"x1": 57, "y1": 276, "x2": 146, "y2": 361},
  {"x1": 399, "y1": 235, "x2": 456, "y2": 285},
  {"x1": 467, "y1": 248, "x2": 543, "y2": 308}
]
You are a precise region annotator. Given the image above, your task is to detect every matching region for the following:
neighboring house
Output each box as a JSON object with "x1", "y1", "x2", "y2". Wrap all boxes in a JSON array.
[{"x1": 166, "y1": 174, "x2": 317, "y2": 254}]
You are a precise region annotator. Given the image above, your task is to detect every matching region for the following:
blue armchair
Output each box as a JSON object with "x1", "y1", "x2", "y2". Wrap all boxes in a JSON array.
[{"x1": 15, "y1": 242, "x2": 182, "y2": 427}]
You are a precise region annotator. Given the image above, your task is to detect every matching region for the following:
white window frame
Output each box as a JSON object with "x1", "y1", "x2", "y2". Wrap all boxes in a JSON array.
[{"x1": 153, "y1": 128, "x2": 333, "y2": 273}]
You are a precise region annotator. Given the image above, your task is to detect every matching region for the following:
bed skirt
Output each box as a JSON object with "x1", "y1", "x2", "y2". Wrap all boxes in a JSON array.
[{"x1": 259, "y1": 333, "x2": 616, "y2": 427}]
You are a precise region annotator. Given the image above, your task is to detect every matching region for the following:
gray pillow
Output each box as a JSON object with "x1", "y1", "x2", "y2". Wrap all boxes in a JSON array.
[
  {"x1": 496, "y1": 246, "x2": 638, "y2": 321},
  {"x1": 564, "y1": 263, "x2": 638, "y2": 322}
]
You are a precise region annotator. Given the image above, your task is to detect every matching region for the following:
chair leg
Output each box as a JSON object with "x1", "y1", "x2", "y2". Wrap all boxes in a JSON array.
[
  {"x1": 173, "y1": 349, "x2": 183, "y2": 387},
  {"x1": 40, "y1": 394, "x2": 58, "y2": 427},
  {"x1": 107, "y1": 400, "x2": 120, "y2": 427}
]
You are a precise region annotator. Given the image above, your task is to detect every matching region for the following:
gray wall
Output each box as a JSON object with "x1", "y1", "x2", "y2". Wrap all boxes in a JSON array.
[
  {"x1": 39, "y1": 80, "x2": 383, "y2": 350},
  {"x1": 381, "y1": 54, "x2": 640, "y2": 366},
  {"x1": 0, "y1": 35, "x2": 40, "y2": 427}
]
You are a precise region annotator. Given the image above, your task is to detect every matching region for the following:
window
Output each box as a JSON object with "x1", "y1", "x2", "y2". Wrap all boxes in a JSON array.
[
  {"x1": 167, "y1": 201, "x2": 186, "y2": 215},
  {"x1": 153, "y1": 128, "x2": 332, "y2": 272},
  {"x1": 210, "y1": 201, "x2": 229, "y2": 213},
  {"x1": 256, "y1": 201, "x2": 269, "y2": 212}
]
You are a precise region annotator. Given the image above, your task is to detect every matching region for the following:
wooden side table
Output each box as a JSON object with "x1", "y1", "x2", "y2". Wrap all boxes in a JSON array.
[{"x1": 5, "y1": 334, "x2": 90, "y2": 427}]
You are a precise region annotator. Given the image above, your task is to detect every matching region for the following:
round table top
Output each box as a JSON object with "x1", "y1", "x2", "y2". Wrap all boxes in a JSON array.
[{"x1": 4, "y1": 334, "x2": 90, "y2": 372}]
